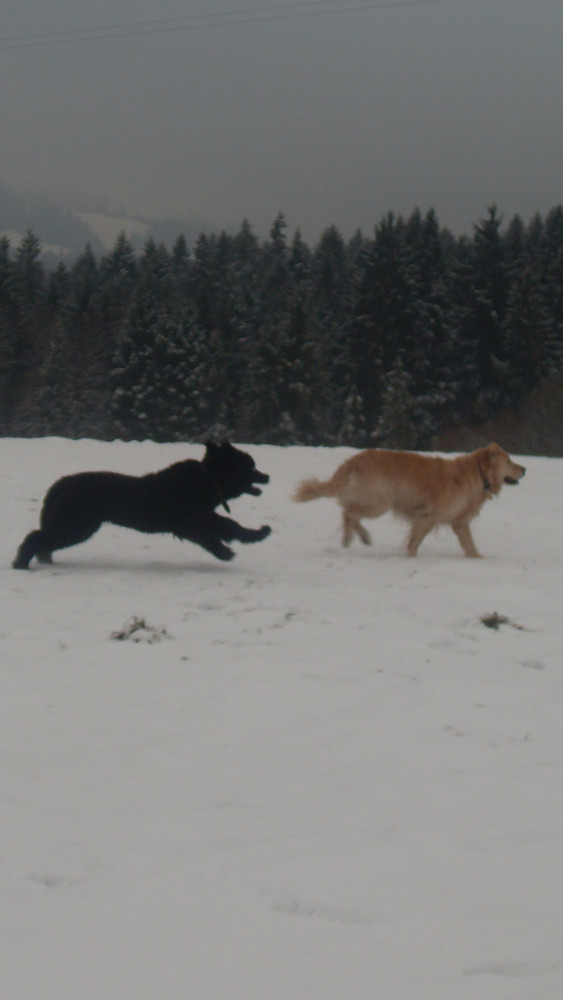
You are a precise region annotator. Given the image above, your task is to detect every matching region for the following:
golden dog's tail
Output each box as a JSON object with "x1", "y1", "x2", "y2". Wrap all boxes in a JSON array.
[{"x1": 292, "y1": 477, "x2": 339, "y2": 502}]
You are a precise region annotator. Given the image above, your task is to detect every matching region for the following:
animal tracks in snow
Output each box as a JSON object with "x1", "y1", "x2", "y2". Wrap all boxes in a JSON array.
[
  {"x1": 270, "y1": 892, "x2": 377, "y2": 926},
  {"x1": 29, "y1": 871, "x2": 86, "y2": 889}
]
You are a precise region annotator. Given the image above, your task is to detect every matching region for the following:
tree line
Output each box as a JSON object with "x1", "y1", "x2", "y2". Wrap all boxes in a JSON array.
[{"x1": 1, "y1": 205, "x2": 562, "y2": 447}]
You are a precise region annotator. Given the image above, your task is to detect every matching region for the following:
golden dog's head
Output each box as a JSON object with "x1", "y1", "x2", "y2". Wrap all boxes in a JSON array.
[{"x1": 477, "y1": 442, "x2": 526, "y2": 495}]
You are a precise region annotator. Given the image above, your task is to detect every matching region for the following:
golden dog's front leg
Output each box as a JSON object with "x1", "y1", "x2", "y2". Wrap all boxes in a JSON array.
[
  {"x1": 452, "y1": 521, "x2": 481, "y2": 557},
  {"x1": 342, "y1": 509, "x2": 355, "y2": 547}
]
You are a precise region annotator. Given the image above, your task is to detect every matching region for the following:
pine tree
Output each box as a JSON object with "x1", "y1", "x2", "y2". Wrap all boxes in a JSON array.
[
  {"x1": 10, "y1": 230, "x2": 44, "y2": 312},
  {"x1": 536, "y1": 206, "x2": 563, "y2": 373},
  {"x1": 110, "y1": 237, "x2": 212, "y2": 441},
  {"x1": 312, "y1": 226, "x2": 356, "y2": 440},
  {"x1": 111, "y1": 300, "x2": 211, "y2": 441},
  {"x1": 97, "y1": 232, "x2": 137, "y2": 356},
  {"x1": 375, "y1": 363, "x2": 418, "y2": 449},
  {"x1": 503, "y1": 260, "x2": 551, "y2": 400},
  {"x1": 400, "y1": 209, "x2": 458, "y2": 443},
  {"x1": 37, "y1": 244, "x2": 115, "y2": 437},
  {"x1": 0, "y1": 236, "x2": 14, "y2": 431},
  {"x1": 345, "y1": 213, "x2": 418, "y2": 436},
  {"x1": 446, "y1": 205, "x2": 510, "y2": 423},
  {"x1": 187, "y1": 230, "x2": 247, "y2": 437},
  {"x1": 4, "y1": 231, "x2": 50, "y2": 432},
  {"x1": 337, "y1": 384, "x2": 366, "y2": 446}
]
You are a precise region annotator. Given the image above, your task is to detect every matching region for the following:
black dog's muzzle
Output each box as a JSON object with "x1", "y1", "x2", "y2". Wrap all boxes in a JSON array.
[{"x1": 248, "y1": 470, "x2": 269, "y2": 496}]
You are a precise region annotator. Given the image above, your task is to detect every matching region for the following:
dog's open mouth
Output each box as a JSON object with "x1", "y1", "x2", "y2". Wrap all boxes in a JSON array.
[
  {"x1": 504, "y1": 476, "x2": 519, "y2": 485},
  {"x1": 248, "y1": 471, "x2": 269, "y2": 495}
]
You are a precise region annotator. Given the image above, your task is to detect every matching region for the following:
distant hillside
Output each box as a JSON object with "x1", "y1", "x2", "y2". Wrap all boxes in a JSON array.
[
  {"x1": 74, "y1": 212, "x2": 150, "y2": 251},
  {"x1": 0, "y1": 183, "x2": 203, "y2": 263},
  {"x1": 0, "y1": 184, "x2": 105, "y2": 261}
]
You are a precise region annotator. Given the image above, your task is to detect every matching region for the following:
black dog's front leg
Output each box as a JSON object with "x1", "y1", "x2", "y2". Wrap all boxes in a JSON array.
[
  {"x1": 211, "y1": 513, "x2": 271, "y2": 544},
  {"x1": 174, "y1": 521, "x2": 234, "y2": 560},
  {"x1": 174, "y1": 515, "x2": 270, "y2": 562}
]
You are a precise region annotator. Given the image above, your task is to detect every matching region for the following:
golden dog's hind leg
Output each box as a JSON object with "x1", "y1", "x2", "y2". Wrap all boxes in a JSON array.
[
  {"x1": 341, "y1": 510, "x2": 350, "y2": 547},
  {"x1": 342, "y1": 509, "x2": 372, "y2": 547},
  {"x1": 342, "y1": 509, "x2": 355, "y2": 547},
  {"x1": 355, "y1": 521, "x2": 372, "y2": 545},
  {"x1": 452, "y1": 521, "x2": 481, "y2": 558},
  {"x1": 406, "y1": 519, "x2": 434, "y2": 557}
]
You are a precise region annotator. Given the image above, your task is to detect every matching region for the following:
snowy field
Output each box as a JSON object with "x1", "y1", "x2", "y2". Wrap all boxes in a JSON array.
[{"x1": 2, "y1": 437, "x2": 563, "y2": 1000}]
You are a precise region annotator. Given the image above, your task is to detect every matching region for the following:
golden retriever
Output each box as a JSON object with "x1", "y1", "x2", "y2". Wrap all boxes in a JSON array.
[{"x1": 293, "y1": 443, "x2": 525, "y2": 557}]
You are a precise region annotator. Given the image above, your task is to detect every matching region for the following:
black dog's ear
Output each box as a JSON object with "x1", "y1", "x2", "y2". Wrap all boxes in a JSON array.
[{"x1": 204, "y1": 440, "x2": 219, "y2": 454}]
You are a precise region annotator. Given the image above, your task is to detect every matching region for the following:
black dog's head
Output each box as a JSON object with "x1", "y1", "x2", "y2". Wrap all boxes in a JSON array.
[{"x1": 203, "y1": 441, "x2": 269, "y2": 503}]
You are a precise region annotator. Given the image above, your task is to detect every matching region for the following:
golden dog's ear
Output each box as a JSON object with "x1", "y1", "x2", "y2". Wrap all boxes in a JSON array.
[{"x1": 487, "y1": 441, "x2": 503, "y2": 455}]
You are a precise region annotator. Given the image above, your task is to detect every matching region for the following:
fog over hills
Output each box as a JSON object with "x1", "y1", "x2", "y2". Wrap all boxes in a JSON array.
[{"x1": 0, "y1": 183, "x2": 205, "y2": 262}]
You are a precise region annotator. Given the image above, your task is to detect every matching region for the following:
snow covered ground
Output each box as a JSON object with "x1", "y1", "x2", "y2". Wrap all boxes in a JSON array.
[{"x1": 2, "y1": 437, "x2": 562, "y2": 1000}]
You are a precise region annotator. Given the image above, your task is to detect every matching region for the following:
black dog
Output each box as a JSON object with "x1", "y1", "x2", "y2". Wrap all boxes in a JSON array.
[{"x1": 13, "y1": 442, "x2": 271, "y2": 569}]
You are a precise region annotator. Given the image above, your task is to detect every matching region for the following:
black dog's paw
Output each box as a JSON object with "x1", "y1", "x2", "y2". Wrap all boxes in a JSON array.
[
  {"x1": 215, "y1": 545, "x2": 235, "y2": 561},
  {"x1": 244, "y1": 525, "x2": 271, "y2": 543}
]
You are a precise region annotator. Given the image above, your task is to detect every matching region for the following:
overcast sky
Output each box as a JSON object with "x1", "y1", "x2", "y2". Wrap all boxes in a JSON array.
[{"x1": 1, "y1": 0, "x2": 562, "y2": 242}]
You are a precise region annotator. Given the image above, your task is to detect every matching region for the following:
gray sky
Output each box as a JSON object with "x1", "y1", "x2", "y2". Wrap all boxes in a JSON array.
[{"x1": 1, "y1": 0, "x2": 562, "y2": 242}]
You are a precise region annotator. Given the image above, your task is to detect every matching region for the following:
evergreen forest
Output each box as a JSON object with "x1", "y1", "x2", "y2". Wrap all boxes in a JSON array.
[{"x1": 1, "y1": 205, "x2": 562, "y2": 449}]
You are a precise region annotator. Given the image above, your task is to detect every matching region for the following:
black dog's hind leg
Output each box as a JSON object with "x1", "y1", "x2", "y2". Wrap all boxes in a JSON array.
[
  {"x1": 12, "y1": 520, "x2": 103, "y2": 569},
  {"x1": 13, "y1": 529, "x2": 63, "y2": 569},
  {"x1": 13, "y1": 531, "x2": 47, "y2": 569},
  {"x1": 210, "y1": 514, "x2": 271, "y2": 544}
]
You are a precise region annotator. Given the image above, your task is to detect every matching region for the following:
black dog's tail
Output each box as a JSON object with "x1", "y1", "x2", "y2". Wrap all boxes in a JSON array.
[{"x1": 13, "y1": 530, "x2": 49, "y2": 569}]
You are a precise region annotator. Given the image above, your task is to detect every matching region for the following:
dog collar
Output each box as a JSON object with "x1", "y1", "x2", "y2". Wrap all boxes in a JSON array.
[
  {"x1": 214, "y1": 481, "x2": 231, "y2": 513},
  {"x1": 213, "y1": 481, "x2": 230, "y2": 513},
  {"x1": 482, "y1": 474, "x2": 493, "y2": 496},
  {"x1": 204, "y1": 467, "x2": 231, "y2": 513}
]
